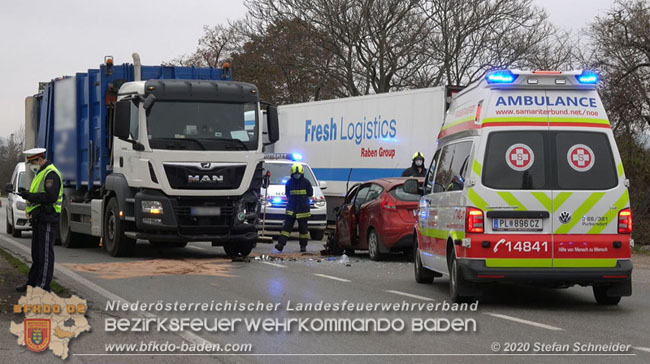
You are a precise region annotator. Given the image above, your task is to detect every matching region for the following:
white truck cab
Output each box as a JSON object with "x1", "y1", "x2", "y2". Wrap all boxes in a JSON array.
[
  {"x1": 260, "y1": 154, "x2": 327, "y2": 240},
  {"x1": 407, "y1": 69, "x2": 633, "y2": 305}
]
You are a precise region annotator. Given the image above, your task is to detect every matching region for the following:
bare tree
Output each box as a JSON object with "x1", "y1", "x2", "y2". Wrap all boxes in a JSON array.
[
  {"x1": 0, "y1": 127, "x2": 25, "y2": 189},
  {"x1": 243, "y1": 0, "x2": 433, "y2": 96},
  {"x1": 167, "y1": 24, "x2": 243, "y2": 67}
]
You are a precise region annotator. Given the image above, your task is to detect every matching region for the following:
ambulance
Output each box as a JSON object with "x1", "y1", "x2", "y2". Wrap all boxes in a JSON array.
[{"x1": 404, "y1": 69, "x2": 633, "y2": 304}]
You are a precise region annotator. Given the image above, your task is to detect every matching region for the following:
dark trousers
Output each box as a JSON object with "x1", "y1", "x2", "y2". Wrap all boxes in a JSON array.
[
  {"x1": 27, "y1": 220, "x2": 56, "y2": 291},
  {"x1": 277, "y1": 214, "x2": 310, "y2": 247}
]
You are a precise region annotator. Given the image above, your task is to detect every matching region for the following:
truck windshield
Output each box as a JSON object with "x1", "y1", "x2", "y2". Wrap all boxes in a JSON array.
[
  {"x1": 264, "y1": 163, "x2": 318, "y2": 186},
  {"x1": 146, "y1": 101, "x2": 258, "y2": 151}
]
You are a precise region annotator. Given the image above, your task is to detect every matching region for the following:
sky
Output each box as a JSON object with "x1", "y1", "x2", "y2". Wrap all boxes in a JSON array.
[{"x1": 0, "y1": 0, "x2": 617, "y2": 138}]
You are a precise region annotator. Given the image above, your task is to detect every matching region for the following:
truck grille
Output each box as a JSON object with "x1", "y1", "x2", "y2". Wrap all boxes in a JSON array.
[
  {"x1": 171, "y1": 197, "x2": 235, "y2": 233},
  {"x1": 164, "y1": 163, "x2": 246, "y2": 190}
]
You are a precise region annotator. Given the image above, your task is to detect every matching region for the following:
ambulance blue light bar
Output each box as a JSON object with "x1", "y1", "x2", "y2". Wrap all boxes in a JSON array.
[
  {"x1": 485, "y1": 70, "x2": 518, "y2": 84},
  {"x1": 264, "y1": 152, "x2": 303, "y2": 161},
  {"x1": 576, "y1": 70, "x2": 598, "y2": 84}
]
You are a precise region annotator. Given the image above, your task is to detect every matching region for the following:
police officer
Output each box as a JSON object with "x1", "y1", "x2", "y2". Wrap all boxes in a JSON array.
[
  {"x1": 275, "y1": 163, "x2": 313, "y2": 253},
  {"x1": 402, "y1": 152, "x2": 427, "y2": 177},
  {"x1": 15, "y1": 148, "x2": 63, "y2": 292}
]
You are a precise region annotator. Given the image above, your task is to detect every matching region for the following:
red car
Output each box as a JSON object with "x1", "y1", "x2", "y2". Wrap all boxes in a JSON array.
[{"x1": 334, "y1": 178, "x2": 422, "y2": 260}]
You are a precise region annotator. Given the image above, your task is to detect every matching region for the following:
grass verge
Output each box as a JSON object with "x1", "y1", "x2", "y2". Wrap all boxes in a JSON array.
[{"x1": 0, "y1": 246, "x2": 69, "y2": 296}]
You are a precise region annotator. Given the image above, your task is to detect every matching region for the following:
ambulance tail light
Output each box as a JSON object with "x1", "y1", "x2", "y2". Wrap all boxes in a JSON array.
[
  {"x1": 618, "y1": 208, "x2": 632, "y2": 234},
  {"x1": 576, "y1": 70, "x2": 599, "y2": 84},
  {"x1": 466, "y1": 207, "x2": 484, "y2": 234},
  {"x1": 485, "y1": 70, "x2": 517, "y2": 84}
]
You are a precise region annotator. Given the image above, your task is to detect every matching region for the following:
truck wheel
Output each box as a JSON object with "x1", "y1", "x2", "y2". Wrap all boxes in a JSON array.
[
  {"x1": 310, "y1": 230, "x2": 325, "y2": 241},
  {"x1": 414, "y1": 233, "x2": 434, "y2": 284},
  {"x1": 6, "y1": 211, "x2": 14, "y2": 235},
  {"x1": 60, "y1": 205, "x2": 84, "y2": 248},
  {"x1": 104, "y1": 197, "x2": 135, "y2": 257},
  {"x1": 367, "y1": 229, "x2": 383, "y2": 261},
  {"x1": 223, "y1": 241, "x2": 254, "y2": 257},
  {"x1": 593, "y1": 286, "x2": 622, "y2": 305},
  {"x1": 449, "y1": 250, "x2": 472, "y2": 303}
]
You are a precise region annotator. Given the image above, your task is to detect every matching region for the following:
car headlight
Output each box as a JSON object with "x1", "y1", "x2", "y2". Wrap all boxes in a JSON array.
[
  {"x1": 16, "y1": 201, "x2": 27, "y2": 211},
  {"x1": 141, "y1": 200, "x2": 163, "y2": 214},
  {"x1": 314, "y1": 196, "x2": 326, "y2": 208}
]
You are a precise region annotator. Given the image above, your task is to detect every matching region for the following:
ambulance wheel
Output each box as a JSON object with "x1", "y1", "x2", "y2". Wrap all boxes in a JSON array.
[
  {"x1": 223, "y1": 241, "x2": 254, "y2": 257},
  {"x1": 449, "y1": 250, "x2": 472, "y2": 303},
  {"x1": 310, "y1": 230, "x2": 325, "y2": 241},
  {"x1": 414, "y1": 234, "x2": 434, "y2": 284},
  {"x1": 593, "y1": 286, "x2": 622, "y2": 305},
  {"x1": 104, "y1": 197, "x2": 135, "y2": 257},
  {"x1": 367, "y1": 229, "x2": 383, "y2": 261}
]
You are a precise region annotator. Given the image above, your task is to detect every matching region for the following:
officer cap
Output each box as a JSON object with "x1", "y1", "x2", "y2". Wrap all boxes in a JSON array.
[{"x1": 24, "y1": 148, "x2": 47, "y2": 162}]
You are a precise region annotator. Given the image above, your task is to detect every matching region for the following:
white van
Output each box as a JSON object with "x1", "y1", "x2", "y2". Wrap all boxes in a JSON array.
[
  {"x1": 4, "y1": 162, "x2": 31, "y2": 237},
  {"x1": 406, "y1": 70, "x2": 633, "y2": 305},
  {"x1": 260, "y1": 154, "x2": 328, "y2": 240}
]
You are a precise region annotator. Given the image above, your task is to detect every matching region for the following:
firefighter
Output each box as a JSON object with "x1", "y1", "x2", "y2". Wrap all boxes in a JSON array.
[
  {"x1": 402, "y1": 152, "x2": 427, "y2": 177},
  {"x1": 275, "y1": 163, "x2": 313, "y2": 253},
  {"x1": 15, "y1": 148, "x2": 63, "y2": 292}
]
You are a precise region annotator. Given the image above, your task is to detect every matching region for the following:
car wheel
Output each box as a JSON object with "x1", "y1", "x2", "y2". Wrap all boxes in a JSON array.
[
  {"x1": 414, "y1": 233, "x2": 434, "y2": 283},
  {"x1": 6, "y1": 210, "x2": 14, "y2": 235},
  {"x1": 103, "y1": 197, "x2": 135, "y2": 257},
  {"x1": 593, "y1": 286, "x2": 622, "y2": 305},
  {"x1": 367, "y1": 229, "x2": 383, "y2": 261},
  {"x1": 310, "y1": 230, "x2": 325, "y2": 241},
  {"x1": 449, "y1": 250, "x2": 472, "y2": 303}
]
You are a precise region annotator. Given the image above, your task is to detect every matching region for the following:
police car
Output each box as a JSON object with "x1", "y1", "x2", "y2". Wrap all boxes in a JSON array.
[
  {"x1": 260, "y1": 153, "x2": 327, "y2": 240},
  {"x1": 405, "y1": 69, "x2": 633, "y2": 305}
]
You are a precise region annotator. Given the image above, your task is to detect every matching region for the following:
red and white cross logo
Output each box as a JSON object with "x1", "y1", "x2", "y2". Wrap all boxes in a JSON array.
[
  {"x1": 567, "y1": 144, "x2": 595, "y2": 172},
  {"x1": 505, "y1": 143, "x2": 535, "y2": 171}
]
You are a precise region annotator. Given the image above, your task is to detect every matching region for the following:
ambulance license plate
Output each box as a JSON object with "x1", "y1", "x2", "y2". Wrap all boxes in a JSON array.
[
  {"x1": 191, "y1": 207, "x2": 221, "y2": 216},
  {"x1": 493, "y1": 218, "x2": 542, "y2": 231}
]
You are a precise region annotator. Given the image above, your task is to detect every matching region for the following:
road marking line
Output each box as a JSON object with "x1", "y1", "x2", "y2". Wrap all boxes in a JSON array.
[
  {"x1": 484, "y1": 312, "x2": 564, "y2": 331},
  {"x1": 260, "y1": 261, "x2": 287, "y2": 268},
  {"x1": 313, "y1": 273, "x2": 351, "y2": 282},
  {"x1": 386, "y1": 290, "x2": 434, "y2": 301},
  {"x1": 0, "y1": 234, "x2": 215, "y2": 347},
  {"x1": 633, "y1": 347, "x2": 650, "y2": 353}
]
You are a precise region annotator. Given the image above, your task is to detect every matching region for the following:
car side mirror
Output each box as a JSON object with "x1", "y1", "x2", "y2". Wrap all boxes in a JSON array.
[
  {"x1": 403, "y1": 179, "x2": 422, "y2": 195},
  {"x1": 319, "y1": 181, "x2": 327, "y2": 190},
  {"x1": 4, "y1": 183, "x2": 13, "y2": 193}
]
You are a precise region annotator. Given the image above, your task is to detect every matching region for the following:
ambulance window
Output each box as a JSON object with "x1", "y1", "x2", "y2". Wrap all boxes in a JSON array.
[
  {"x1": 433, "y1": 141, "x2": 472, "y2": 193},
  {"x1": 553, "y1": 131, "x2": 617, "y2": 190},
  {"x1": 483, "y1": 131, "x2": 549, "y2": 190},
  {"x1": 424, "y1": 149, "x2": 441, "y2": 194}
]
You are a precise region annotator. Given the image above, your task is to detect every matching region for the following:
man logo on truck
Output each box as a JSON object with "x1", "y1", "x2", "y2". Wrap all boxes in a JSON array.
[{"x1": 188, "y1": 175, "x2": 225, "y2": 184}]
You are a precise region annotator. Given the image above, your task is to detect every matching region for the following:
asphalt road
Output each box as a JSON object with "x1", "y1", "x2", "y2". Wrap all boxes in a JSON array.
[{"x1": 1, "y1": 199, "x2": 649, "y2": 364}]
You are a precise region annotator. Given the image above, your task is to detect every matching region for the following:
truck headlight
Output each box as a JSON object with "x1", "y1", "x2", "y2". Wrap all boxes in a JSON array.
[
  {"x1": 142, "y1": 201, "x2": 163, "y2": 215},
  {"x1": 16, "y1": 201, "x2": 27, "y2": 211}
]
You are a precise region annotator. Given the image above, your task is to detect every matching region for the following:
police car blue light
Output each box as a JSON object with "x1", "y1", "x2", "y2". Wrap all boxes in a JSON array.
[
  {"x1": 485, "y1": 70, "x2": 517, "y2": 84},
  {"x1": 291, "y1": 153, "x2": 303, "y2": 161},
  {"x1": 576, "y1": 70, "x2": 598, "y2": 84}
]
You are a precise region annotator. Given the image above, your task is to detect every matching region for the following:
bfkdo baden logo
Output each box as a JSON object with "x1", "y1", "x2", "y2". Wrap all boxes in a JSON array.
[
  {"x1": 25, "y1": 319, "x2": 51, "y2": 352},
  {"x1": 11, "y1": 286, "x2": 90, "y2": 359}
]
